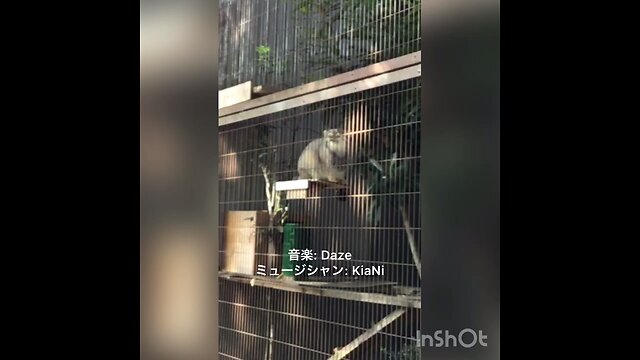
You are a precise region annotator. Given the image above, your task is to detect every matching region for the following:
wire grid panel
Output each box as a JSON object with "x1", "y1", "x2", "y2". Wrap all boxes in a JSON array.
[
  {"x1": 219, "y1": 76, "x2": 421, "y2": 359},
  {"x1": 219, "y1": 0, "x2": 421, "y2": 90}
]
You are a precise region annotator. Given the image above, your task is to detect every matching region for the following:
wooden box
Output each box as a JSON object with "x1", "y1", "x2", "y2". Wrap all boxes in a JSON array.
[{"x1": 222, "y1": 210, "x2": 270, "y2": 275}]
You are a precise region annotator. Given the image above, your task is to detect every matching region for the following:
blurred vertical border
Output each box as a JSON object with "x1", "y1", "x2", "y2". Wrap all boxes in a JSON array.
[
  {"x1": 139, "y1": 0, "x2": 501, "y2": 358},
  {"x1": 421, "y1": 1, "x2": 500, "y2": 359},
  {"x1": 140, "y1": 1, "x2": 219, "y2": 359}
]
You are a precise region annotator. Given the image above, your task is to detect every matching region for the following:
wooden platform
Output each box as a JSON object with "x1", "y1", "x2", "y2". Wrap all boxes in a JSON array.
[
  {"x1": 218, "y1": 82, "x2": 283, "y2": 110},
  {"x1": 275, "y1": 179, "x2": 348, "y2": 199},
  {"x1": 219, "y1": 271, "x2": 421, "y2": 309},
  {"x1": 218, "y1": 51, "x2": 421, "y2": 119}
]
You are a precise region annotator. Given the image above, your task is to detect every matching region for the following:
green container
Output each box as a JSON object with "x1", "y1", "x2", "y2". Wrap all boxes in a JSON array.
[{"x1": 282, "y1": 223, "x2": 297, "y2": 278}]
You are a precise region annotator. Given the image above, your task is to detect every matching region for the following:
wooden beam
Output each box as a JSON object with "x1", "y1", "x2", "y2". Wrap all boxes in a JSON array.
[
  {"x1": 218, "y1": 81, "x2": 252, "y2": 109},
  {"x1": 251, "y1": 85, "x2": 280, "y2": 97},
  {"x1": 393, "y1": 286, "x2": 421, "y2": 296},
  {"x1": 275, "y1": 179, "x2": 349, "y2": 192},
  {"x1": 275, "y1": 179, "x2": 310, "y2": 191},
  {"x1": 329, "y1": 308, "x2": 407, "y2": 360},
  {"x1": 219, "y1": 64, "x2": 421, "y2": 126},
  {"x1": 291, "y1": 280, "x2": 397, "y2": 289},
  {"x1": 219, "y1": 272, "x2": 421, "y2": 308},
  {"x1": 220, "y1": 271, "x2": 397, "y2": 289},
  {"x1": 219, "y1": 51, "x2": 421, "y2": 117}
]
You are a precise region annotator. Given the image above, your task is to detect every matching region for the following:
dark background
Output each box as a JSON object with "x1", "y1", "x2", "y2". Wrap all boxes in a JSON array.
[{"x1": 9, "y1": 0, "x2": 604, "y2": 359}]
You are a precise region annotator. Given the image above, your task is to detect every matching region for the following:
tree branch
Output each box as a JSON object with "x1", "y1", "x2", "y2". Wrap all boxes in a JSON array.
[{"x1": 399, "y1": 204, "x2": 421, "y2": 279}]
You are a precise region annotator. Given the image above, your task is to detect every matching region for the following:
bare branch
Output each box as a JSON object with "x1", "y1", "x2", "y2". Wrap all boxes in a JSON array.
[{"x1": 399, "y1": 204, "x2": 421, "y2": 279}]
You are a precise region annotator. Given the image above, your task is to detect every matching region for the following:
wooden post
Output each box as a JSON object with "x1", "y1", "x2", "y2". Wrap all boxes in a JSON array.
[
  {"x1": 219, "y1": 65, "x2": 421, "y2": 126},
  {"x1": 328, "y1": 308, "x2": 407, "y2": 360},
  {"x1": 219, "y1": 81, "x2": 252, "y2": 109}
]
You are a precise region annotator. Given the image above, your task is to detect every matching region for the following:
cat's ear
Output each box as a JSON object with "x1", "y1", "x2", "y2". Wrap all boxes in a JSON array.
[{"x1": 323, "y1": 129, "x2": 329, "y2": 138}]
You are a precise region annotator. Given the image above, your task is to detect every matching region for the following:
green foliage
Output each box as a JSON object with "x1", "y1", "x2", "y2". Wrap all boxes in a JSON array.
[
  {"x1": 361, "y1": 84, "x2": 419, "y2": 222},
  {"x1": 256, "y1": 44, "x2": 271, "y2": 68},
  {"x1": 366, "y1": 153, "x2": 411, "y2": 225},
  {"x1": 293, "y1": 0, "x2": 421, "y2": 83},
  {"x1": 297, "y1": 0, "x2": 312, "y2": 14},
  {"x1": 362, "y1": 85, "x2": 421, "y2": 226},
  {"x1": 245, "y1": 1, "x2": 421, "y2": 85}
]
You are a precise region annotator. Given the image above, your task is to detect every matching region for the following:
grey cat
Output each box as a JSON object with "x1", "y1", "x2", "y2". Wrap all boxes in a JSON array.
[{"x1": 297, "y1": 129, "x2": 347, "y2": 183}]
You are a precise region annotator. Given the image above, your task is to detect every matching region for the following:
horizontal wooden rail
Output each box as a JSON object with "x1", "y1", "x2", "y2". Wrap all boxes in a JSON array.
[
  {"x1": 219, "y1": 51, "x2": 420, "y2": 118},
  {"x1": 329, "y1": 308, "x2": 407, "y2": 360},
  {"x1": 219, "y1": 272, "x2": 421, "y2": 309},
  {"x1": 219, "y1": 64, "x2": 421, "y2": 126}
]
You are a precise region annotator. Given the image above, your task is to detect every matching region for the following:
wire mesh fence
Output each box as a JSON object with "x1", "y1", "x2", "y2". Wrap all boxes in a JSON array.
[
  {"x1": 219, "y1": 1, "x2": 421, "y2": 359},
  {"x1": 219, "y1": 0, "x2": 421, "y2": 90},
  {"x1": 219, "y1": 77, "x2": 421, "y2": 359}
]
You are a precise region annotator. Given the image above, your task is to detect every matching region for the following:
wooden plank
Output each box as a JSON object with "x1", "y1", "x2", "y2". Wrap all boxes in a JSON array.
[
  {"x1": 218, "y1": 272, "x2": 397, "y2": 288},
  {"x1": 219, "y1": 64, "x2": 421, "y2": 126},
  {"x1": 285, "y1": 189, "x2": 308, "y2": 200},
  {"x1": 393, "y1": 286, "x2": 421, "y2": 296},
  {"x1": 277, "y1": 179, "x2": 349, "y2": 200},
  {"x1": 296, "y1": 280, "x2": 397, "y2": 289},
  {"x1": 275, "y1": 179, "x2": 349, "y2": 192},
  {"x1": 219, "y1": 272, "x2": 421, "y2": 308},
  {"x1": 329, "y1": 308, "x2": 407, "y2": 360},
  {"x1": 275, "y1": 179, "x2": 310, "y2": 191},
  {"x1": 222, "y1": 211, "x2": 270, "y2": 275},
  {"x1": 311, "y1": 180, "x2": 349, "y2": 188},
  {"x1": 219, "y1": 51, "x2": 421, "y2": 117},
  {"x1": 219, "y1": 81, "x2": 252, "y2": 109}
]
